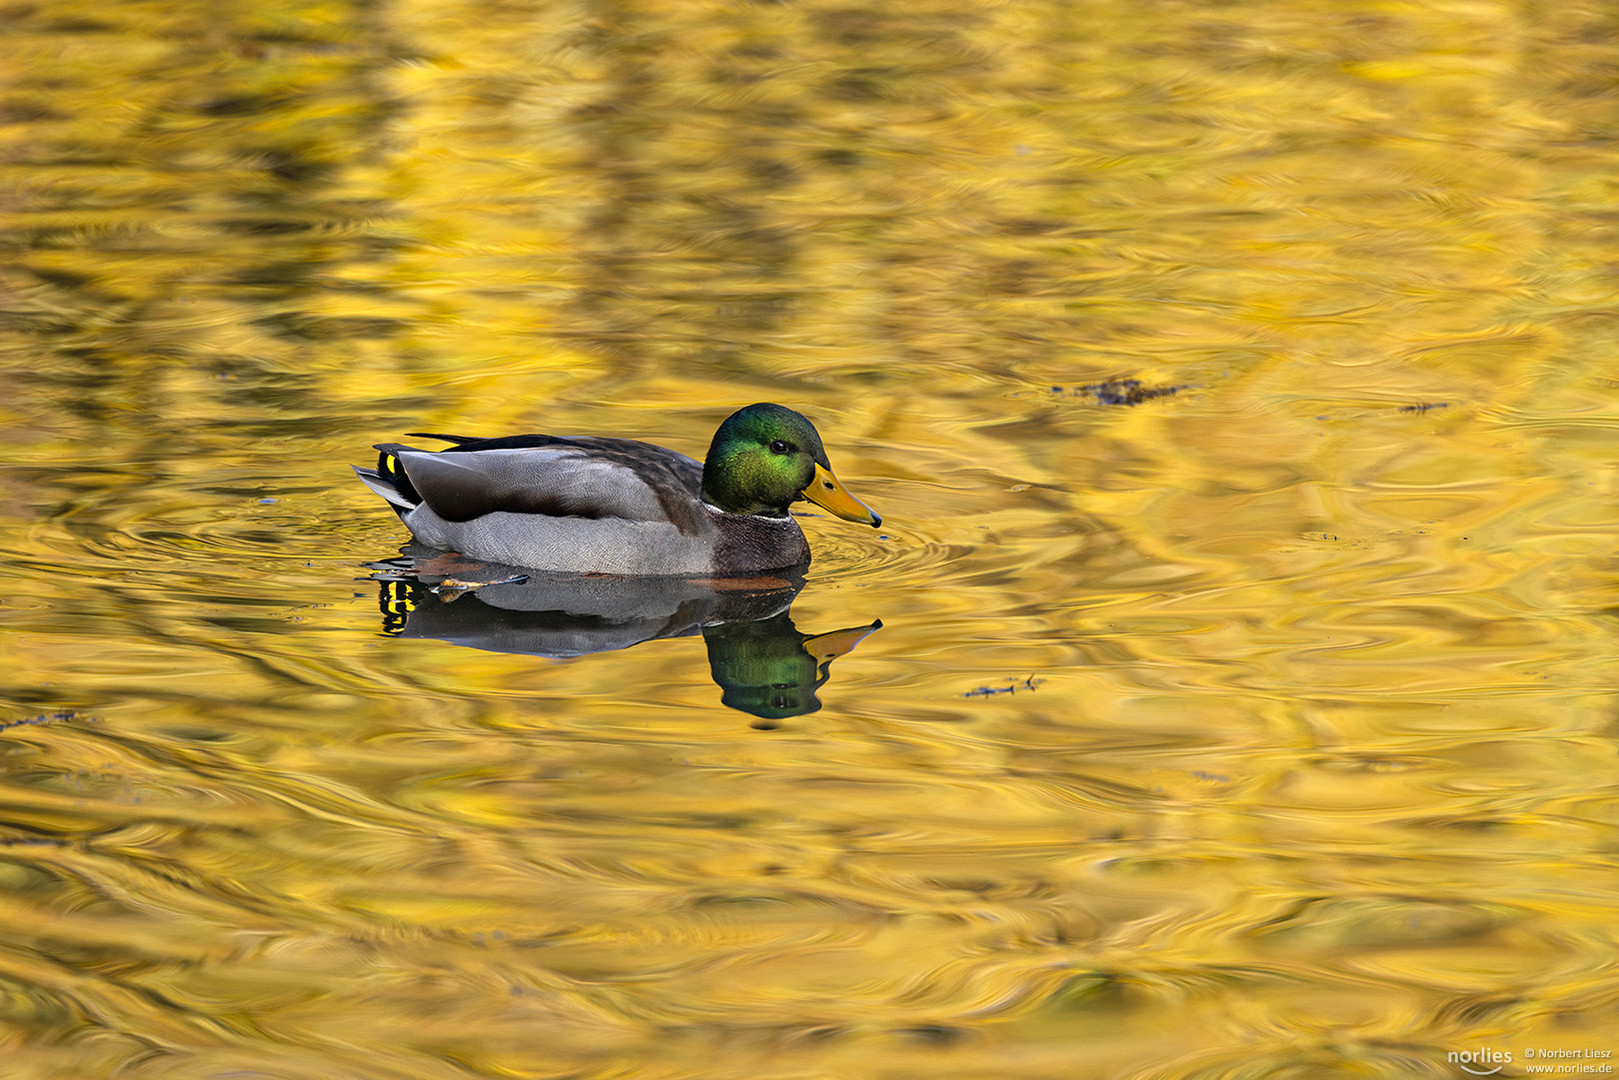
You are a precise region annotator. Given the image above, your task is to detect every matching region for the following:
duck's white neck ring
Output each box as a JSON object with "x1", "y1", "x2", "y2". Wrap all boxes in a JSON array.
[{"x1": 702, "y1": 500, "x2": 791, "y2": 521}]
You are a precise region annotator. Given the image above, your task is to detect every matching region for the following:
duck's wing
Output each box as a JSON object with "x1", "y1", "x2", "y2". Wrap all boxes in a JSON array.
[{"x1": 380, "y1": 435, "x2": 708, "y2": 535}]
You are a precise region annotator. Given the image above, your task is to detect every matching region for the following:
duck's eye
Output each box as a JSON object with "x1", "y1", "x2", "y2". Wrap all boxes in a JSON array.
[{"x1": 769, "y1": 440, "x2": 790, "y2": 454}]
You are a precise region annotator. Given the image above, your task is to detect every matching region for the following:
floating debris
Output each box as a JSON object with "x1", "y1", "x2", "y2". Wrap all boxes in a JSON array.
[
  {"x1": 1399, "y1": 401, "x2": 1449, "y2": 414},
  {"x1": 1049, "y1": 379, "x2": 1188, "y2": 406},
  {"x1": 0, "y1": 710, "x2": 96, "y2": 732},
  {"x1": 964, "y1": 675, "x2": 1045, "y2": 698}
]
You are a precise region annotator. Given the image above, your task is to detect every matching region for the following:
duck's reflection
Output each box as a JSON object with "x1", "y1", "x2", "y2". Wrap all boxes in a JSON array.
[{"x1": 370, "y1": 548, "x2": 880, "y2": 722}]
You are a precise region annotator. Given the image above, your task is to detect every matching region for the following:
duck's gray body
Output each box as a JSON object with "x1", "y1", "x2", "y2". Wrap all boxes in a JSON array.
[{"x1": 354, "y1": 434, "x2": 810, "y2": 576}]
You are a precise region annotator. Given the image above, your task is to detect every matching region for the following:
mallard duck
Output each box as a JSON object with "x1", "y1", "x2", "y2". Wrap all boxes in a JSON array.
[{"x1": 354, "y1": 403, "x2": 881, "y2": 575}]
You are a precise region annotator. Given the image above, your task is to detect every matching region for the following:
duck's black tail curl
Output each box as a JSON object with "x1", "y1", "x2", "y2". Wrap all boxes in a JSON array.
[{"x1": 353, "y1": 443, "x2": 426, "y2": 520}]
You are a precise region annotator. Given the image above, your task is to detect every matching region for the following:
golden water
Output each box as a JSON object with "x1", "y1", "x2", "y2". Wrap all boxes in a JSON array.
[{"x1": 3, "y1": 1, "x2": 1617, "y2": 1077}]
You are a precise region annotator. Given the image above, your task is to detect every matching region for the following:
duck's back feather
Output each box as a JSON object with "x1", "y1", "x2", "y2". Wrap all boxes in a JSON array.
[{"x1": 383, "y1": 435, "x2": 706, "y2": 535}]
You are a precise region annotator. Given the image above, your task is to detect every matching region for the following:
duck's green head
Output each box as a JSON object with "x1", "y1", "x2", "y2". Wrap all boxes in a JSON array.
[{"x1": 701, "y1": 403, "x2": 881, "y2": 527}]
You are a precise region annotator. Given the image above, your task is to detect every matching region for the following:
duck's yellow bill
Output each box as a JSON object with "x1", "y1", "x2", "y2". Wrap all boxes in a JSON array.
[
  {"x1": 802, "y1": 464, "x2": 881, "y2": 527},
  {"x1": 801, "y1": 619, "x2": 884, "y2": 663}
]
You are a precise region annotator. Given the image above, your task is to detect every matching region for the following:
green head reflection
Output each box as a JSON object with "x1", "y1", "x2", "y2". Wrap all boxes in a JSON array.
[{"x1": 703, "y1": 613, "x2": 883, "y2": 720}]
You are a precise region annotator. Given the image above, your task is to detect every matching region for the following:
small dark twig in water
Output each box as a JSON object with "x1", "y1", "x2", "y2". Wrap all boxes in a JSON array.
[
  {"x1": 965, "y1": 675, "x2": 1045, "y2": 698},
  {"x1": 1399, "y1": 401, "x2": 1449, "y2": 414},
  {"x1": 0, "y1": 710, "x2": 95, "y2": 732},
  {"x1": 1048, "y1": 379, "x2": 1188, "y2": 406}
]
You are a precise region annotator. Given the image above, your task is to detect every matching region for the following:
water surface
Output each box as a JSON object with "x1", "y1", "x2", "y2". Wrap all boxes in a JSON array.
[{"x1": 3, "y1": 1, "x2": 1618, "y2": 1077}]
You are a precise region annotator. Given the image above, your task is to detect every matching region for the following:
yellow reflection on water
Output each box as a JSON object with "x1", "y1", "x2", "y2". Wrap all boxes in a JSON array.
[{"x1": 4, "y1": 0, "x2": 1619, "y2": 1078}]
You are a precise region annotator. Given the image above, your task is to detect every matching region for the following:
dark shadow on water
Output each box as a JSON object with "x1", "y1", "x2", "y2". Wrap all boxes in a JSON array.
[{"x1": 367, "y1": 546, "x2": 881, "y2": 722}]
